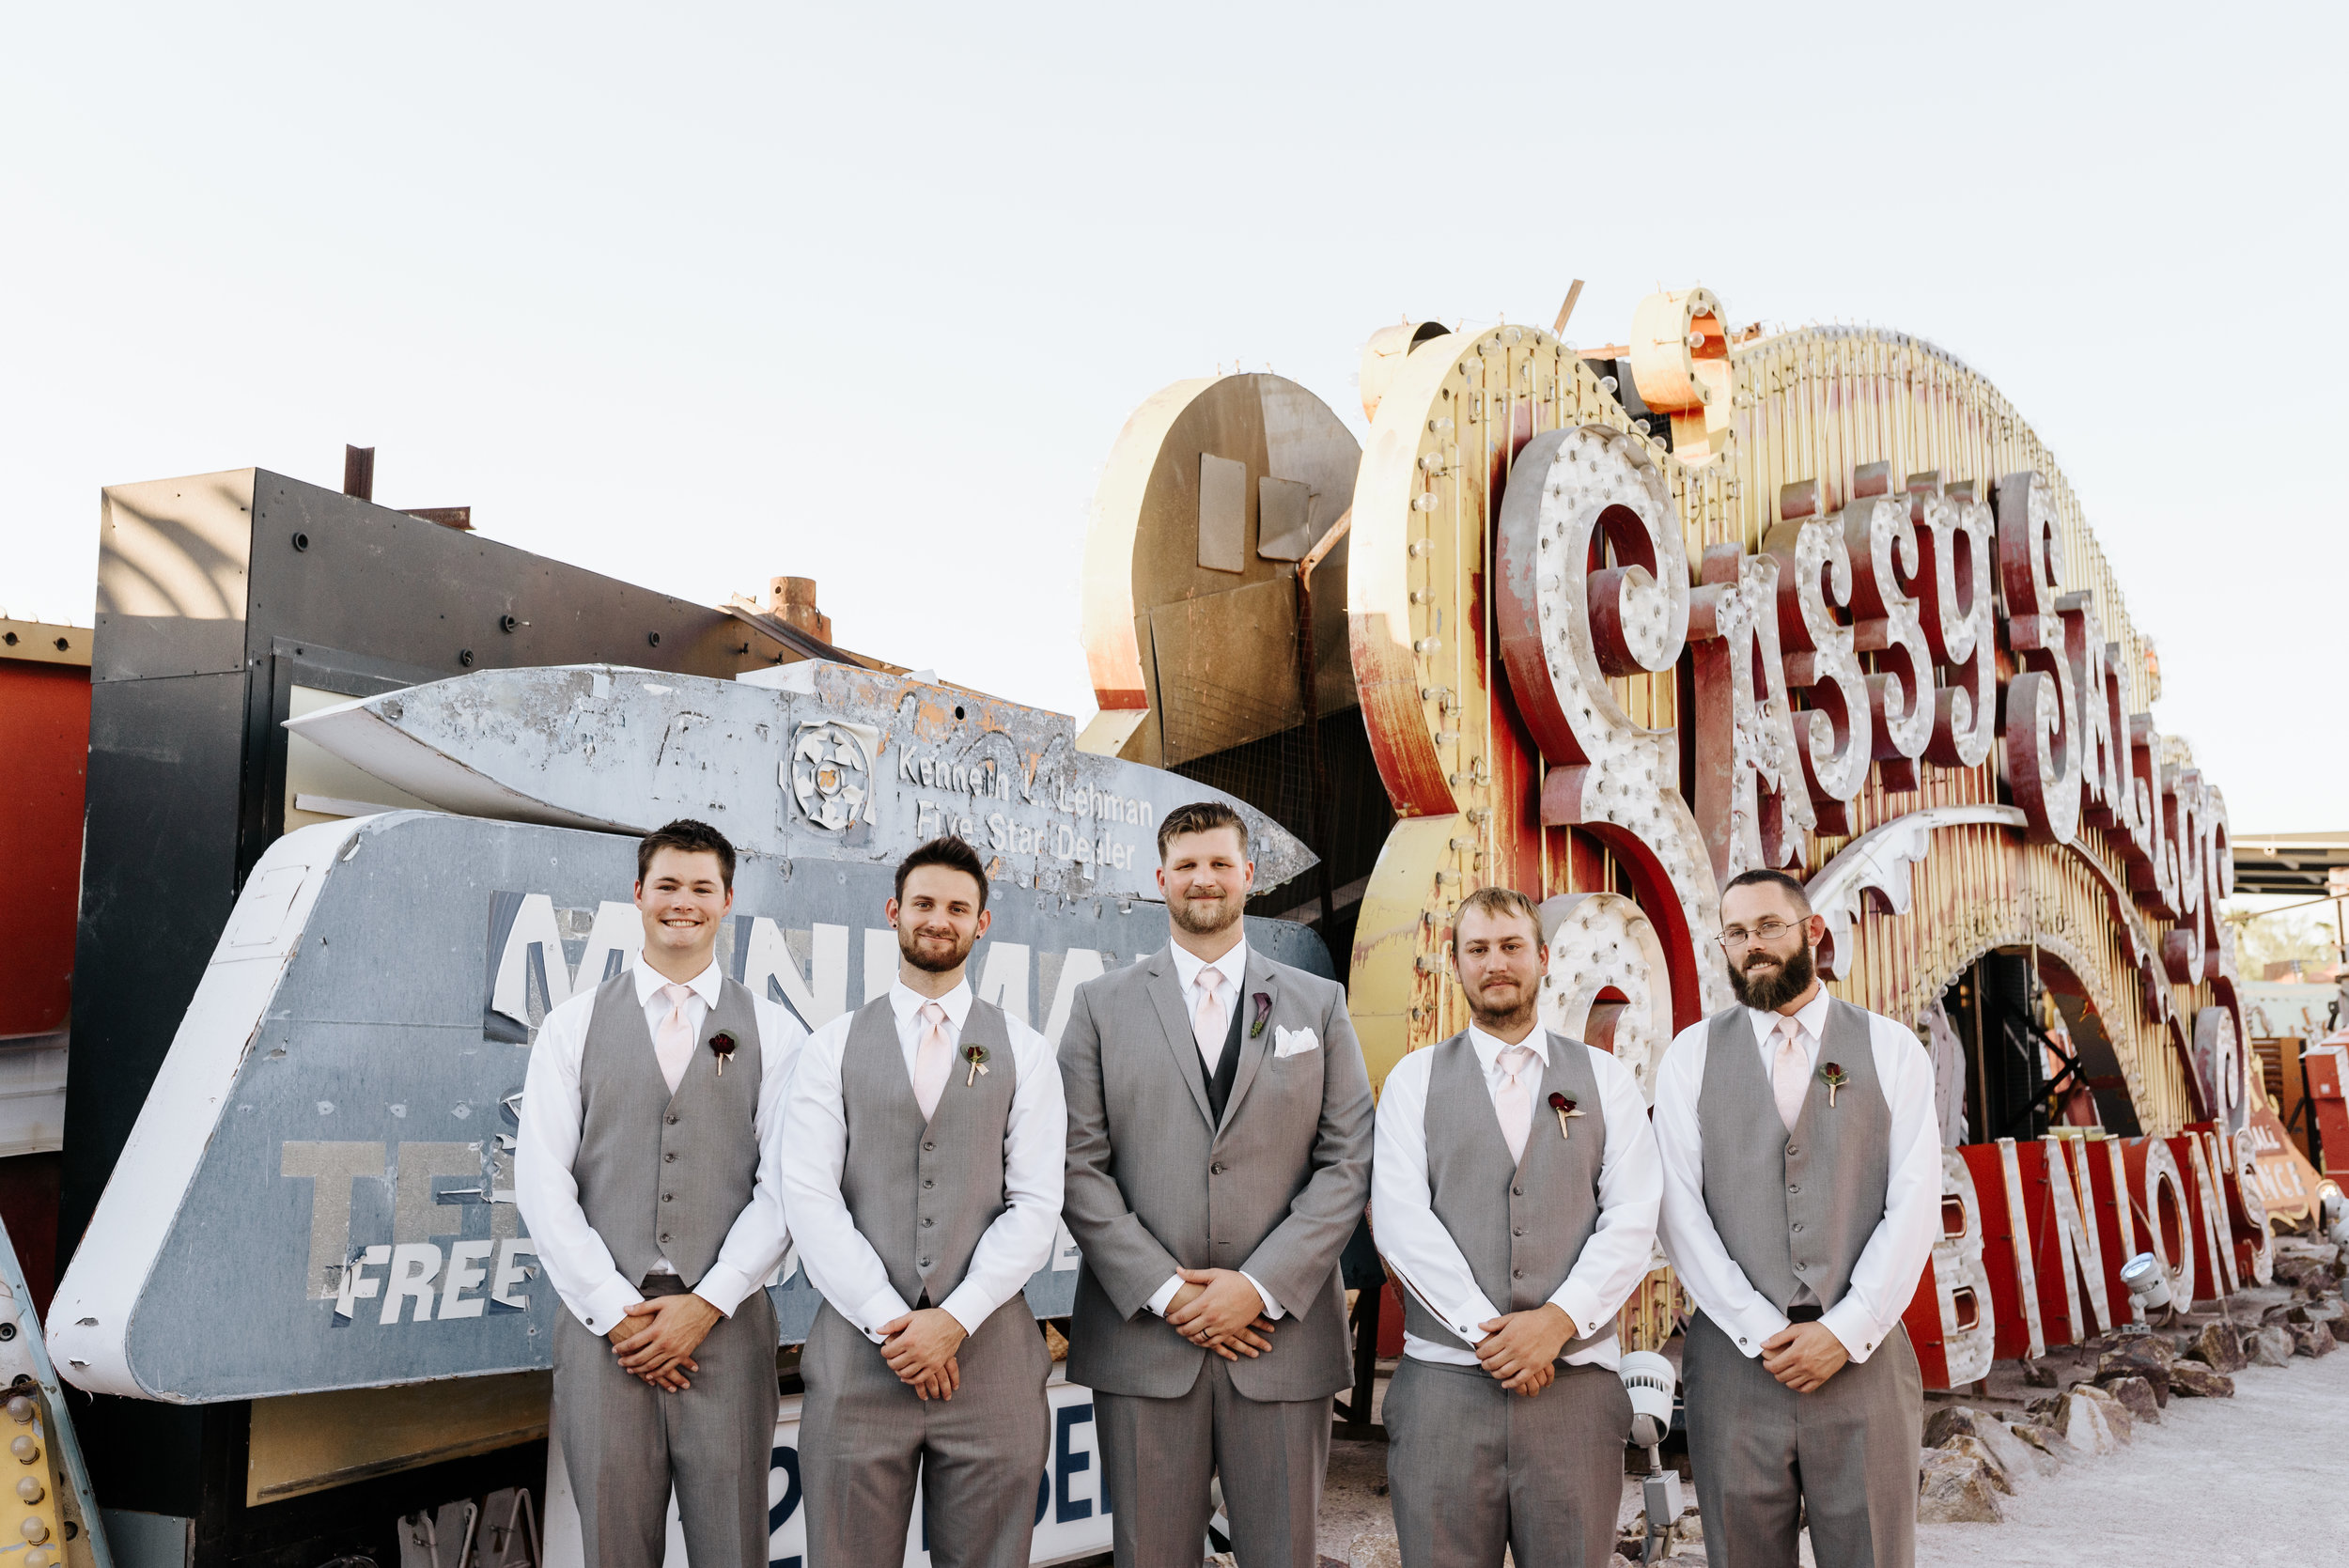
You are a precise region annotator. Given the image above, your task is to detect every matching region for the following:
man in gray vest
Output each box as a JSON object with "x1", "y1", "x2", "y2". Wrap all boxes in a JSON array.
[
  {"x1": 1060, "y1": 800, "x2": 1375, "y2": 1568},
  {"x1": 779, "y1": 835, "x2": 1066, "y2": 1567},
  {"x1": 1372, "y1": 886, "x2": 1658, "y2": 1568},
  {"x1": 515, "y1": 818, "x2": 801, "y2": 1568},
  {"x1": 1653, "y1": 869, "x2": 1941, "y2": 1568}
]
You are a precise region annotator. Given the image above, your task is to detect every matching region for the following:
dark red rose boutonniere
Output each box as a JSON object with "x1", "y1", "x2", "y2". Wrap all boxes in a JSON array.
[
  {"x1": 1548, "y1": 1092, "x2": 1584, "y2": 1140},
  {"x1": 963, "y1": 1043, "x2": 990, "y2": 1087},
  {"x1": 708, "y1": 1031, "x2": 738, "y2": 1078},
  {"x1": 1251, "y1": 992, "x2": 1272, "y2": 1039},
  {"x1": 1819, "y1": 1061, "x2": 1849, "y2": 1109}
]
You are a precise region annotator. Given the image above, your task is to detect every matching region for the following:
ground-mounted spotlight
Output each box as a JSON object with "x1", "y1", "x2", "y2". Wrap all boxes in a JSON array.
[
  {"x1": 1621, "y1": 1349, "x2": 1681, "y2": 1564},
  {"x1": 2120, "y1": 1251, "x2": 2173, "y2": 1330}
]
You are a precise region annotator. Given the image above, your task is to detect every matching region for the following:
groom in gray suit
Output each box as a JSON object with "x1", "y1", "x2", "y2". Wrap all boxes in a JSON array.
[{"x1": 1060, "y1": 800, "x2": 1376, "y2": 1568}]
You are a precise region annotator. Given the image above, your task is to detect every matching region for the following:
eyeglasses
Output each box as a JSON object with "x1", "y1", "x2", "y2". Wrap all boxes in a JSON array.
[{"x1": 1717, "y1": 918, "x2": 1798, "y2": 949}]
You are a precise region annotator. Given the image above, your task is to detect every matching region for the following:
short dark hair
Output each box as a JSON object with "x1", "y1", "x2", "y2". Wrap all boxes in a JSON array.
[
  {"x1": 1453, "y1": 886, "x2": 1544, "y2": 945},
  {"x1": 895, "y1": 835, "x2": 989, "y2": 912},
  {"x1": 1722, "y1": 867, "x2": 1812, "y2": 914},
  {"x1": 1157, "y1": 800, "x2": 1250, "y2": 863},
  {"x1": 637, "y1": 818, "x2": 737, "y2": 889}
]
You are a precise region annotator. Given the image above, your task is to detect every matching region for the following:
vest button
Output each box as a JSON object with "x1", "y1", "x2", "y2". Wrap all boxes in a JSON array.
[
  {"x1": 665, "y1": 1152, "x2": 678, "y2": 1163},
  {"x1": 1791, "y1": 1221, "x2": 1802, "y2": 1233},
  {"x1": 662, "y1": 1193, "x2": 674, "y2": 1203},
  {"x1": 923, "y1": 1179, "x2": 935, "y2": 1190},
  {"x1": 1787, "y1": 1183, "x2": 1797, "y2": 1194},
  {"x1": 1511, "y1": 1268, "x2": 1524, "y2": 1280},
  {"x1": 924, "y1": 1141, "x2": 935, "y2": 1152},
  {"x1": 666, "y1": 1113, "x2": 679, "y2": 1126},
  {"x1": 919, "y1": 1257, "x2": 932, "y2": 1269},
  {"x1": 1512, "y1": 1226, "x2": 1525, "y2": 1237},
  {"x1": 1512, "y1": 1186, "x2": 1523, "y2": 1197},
  {"x1": 1785, "y1": 1145, "x2": 1798, "y2": 1157},
  {"x1": 1211, "y1": 1163, "x2": 1226, "y2": 1175},
  {"x1": 921, "y1": 1217, "x2": 934, "y2": 1228},
  {"x1": 660, "y1": 1234, "x2": 672, "y2": 1244}
]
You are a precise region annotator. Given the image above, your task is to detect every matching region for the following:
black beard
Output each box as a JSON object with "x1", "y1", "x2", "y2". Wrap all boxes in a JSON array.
[
  {"x1": 898, "y1": 924, "x2": 973, "y2": 975},
  {"x1": 1728, "y1": 935, "x2": 1816, "y2": 1012}
]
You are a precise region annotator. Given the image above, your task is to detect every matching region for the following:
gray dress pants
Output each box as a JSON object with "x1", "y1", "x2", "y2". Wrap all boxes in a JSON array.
[
  {"x1": 799, "y1": 1298, "x2": 1052, "y2": 1568},
  {"x1": 1093, "y1": 1353, "x2": 1331, "y2": 1568},
  {"x1": 1384, "y1": 1356, "x2": 1632, "y2": 1568},
  {"x1": 1681, "y1": 1312, "x2": 1923, "y2": 1568},
  {"x1": 552, "y1": 1288, "x2": 781, "y2": 1568}
]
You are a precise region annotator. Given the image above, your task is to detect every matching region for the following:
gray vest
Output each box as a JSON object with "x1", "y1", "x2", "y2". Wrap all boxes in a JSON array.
[
  {"x1": 837, "y1": 995, "x2": 1019, "y2": 1310},
  {"x1": 1400, "y1": 1032, "x2": 1614, "y2": 1356},
  {"x1": 573, "y1": 970, "x2": 765, "y2": 1288},
  {"x1": 1696, "y1": 999, "x2": 1888, "y2": 1313}
]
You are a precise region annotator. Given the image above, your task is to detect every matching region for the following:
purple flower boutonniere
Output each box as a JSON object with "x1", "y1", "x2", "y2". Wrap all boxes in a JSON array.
[
  {"x1": 708, "y1": 1031, "x2": 737, "y2": 1078},
  {"x1": 1819, "y1": 1061, "x2": 1849, "y2": 1109},
  {"x1": 963, "y1": 1043, "x2": 991, "y2": 1087},
  {"x1": 1548, "y1": 1092, "x2": 1583, "y2": 1140},
  {"x1": 1251, "y1": 992, "x2": 1272, "y2": 1039}
]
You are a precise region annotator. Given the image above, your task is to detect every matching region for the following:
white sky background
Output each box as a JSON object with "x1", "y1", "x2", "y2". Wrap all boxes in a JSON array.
[{"x1": 3, "y1": 3, "x2": 2342, "y2": 831}]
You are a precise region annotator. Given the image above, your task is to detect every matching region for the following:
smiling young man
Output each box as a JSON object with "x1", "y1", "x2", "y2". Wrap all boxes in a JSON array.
[
  {"x1": 1652, "y1": 868, "x2": 1940, "y2": 1568},
  {"x1": 778, "y1": 835, "x2": 1066, "y2": 1568},
  {"x1": 1371, "y1": 887, "x2": 1659, "y2": 1568},
  {"x1": 514, "y1": 818, "x2": 801, "y2": 1568},
  {"x1": 1059, "y1": 800, "x2": 1375, "y2": 1568}
]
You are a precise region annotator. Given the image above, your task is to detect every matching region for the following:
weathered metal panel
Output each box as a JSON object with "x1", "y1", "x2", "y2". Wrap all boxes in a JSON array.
[
  {"x1": 285, "y1": 660, "x2": 1315, "y2": 895},
  {"x1": 49, "y1": 812, "x2": 1330, "y2": 1404}
]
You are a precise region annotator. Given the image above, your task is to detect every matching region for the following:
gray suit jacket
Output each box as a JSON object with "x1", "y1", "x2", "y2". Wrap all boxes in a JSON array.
[{"x1": 1059, "y1": 942, "x2": 1375, "y2": 1402}]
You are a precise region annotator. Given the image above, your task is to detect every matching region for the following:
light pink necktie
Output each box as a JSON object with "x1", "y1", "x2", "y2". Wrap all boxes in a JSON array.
[
  {"x1": 653, "y1": 983, "x2": 695, "y2": 1094},
  {"x1": 1495, "y1": 1046, "x2": 1536, "y2": 1164},
  {"x1": 911, "y1": 1001, "x2": 952, "y2": 1120},
  {"x1": 1193, "y1": 964, "x2": 1227, "y2": 1073},
  {"x1": 1771, "y1": 1017, "x2": 1808, "y2": 1132}
]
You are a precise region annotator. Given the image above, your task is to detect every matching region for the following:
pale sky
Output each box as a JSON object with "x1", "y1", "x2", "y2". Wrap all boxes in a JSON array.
[{"x1": 5, "y1": 3, "x2": 2341, "y2": 831}]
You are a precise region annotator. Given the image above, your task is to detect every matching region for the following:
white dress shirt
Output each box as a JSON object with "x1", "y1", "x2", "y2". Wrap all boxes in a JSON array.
[
  {"x1": 1653, "y1": 987, "x2": 1940, "y2": 1362},
  {"x1": 514, "y1": 958, "x2": 803, "y2": 1337},
  {"x1": 779, "y1": 976, "x2": 1066, "y2": 1343},
  {"x1": 1140, "y1": 936, "x2": 1285, "y2": 1324},
  {"x1": 1372, "y1": 1023, "x2": 1661, "y2": 1372}
]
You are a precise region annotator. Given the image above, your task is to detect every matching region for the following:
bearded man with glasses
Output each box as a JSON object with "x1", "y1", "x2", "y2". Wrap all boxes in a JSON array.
[{"x1": 1652, "y1": 868, "x2": 1940, "y2": 1568}]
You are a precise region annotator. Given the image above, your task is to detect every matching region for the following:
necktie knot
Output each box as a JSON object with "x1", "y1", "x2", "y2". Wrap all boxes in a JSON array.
[
  {"x1": 921, "y1": 1001, "x2": 946, "y2": 1027},
  {"x1": 1498, "y1": 1046, "x2": 1535, "y2": 1084}
]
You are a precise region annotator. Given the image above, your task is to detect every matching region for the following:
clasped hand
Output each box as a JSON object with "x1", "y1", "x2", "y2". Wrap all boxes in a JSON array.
[
  {"x1": 878, "y1": 1307, "x2": 967, "y2": 1401},
  {"x1": 608, "y1": 1293, "x2": 722, "y2": 1390},
  {"x1": 1165, "y1": 1266, "x2": 1276, "y2": 1360},
  {"x1": 1759, "y1": 1320, "x2": 1847, "y2": 1392},
  {"x1": 1474, "y1": 1302, "x2": 1575, "y2": 1396}
]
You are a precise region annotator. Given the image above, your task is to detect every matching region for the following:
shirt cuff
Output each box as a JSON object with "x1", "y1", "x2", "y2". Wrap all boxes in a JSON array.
[
  {"x1": 692, "y1": 1265, "x2": 754, "y2": 1320},
  {"x1": 577, "y1": 1275, "x2": 646, "y2": 1339},
  {"x1": 1240, "y1": 1271, "x2": 1284, "y2": 1322},
  {"x1": 1145, "y1": 1274, "x2": 1184, "y2": 1317},
  {"x1": 1440, "y1": 1294, "x2": 1494, "y2": 1344},
  {"x1": 937, "y1": 1282, "x2": 993, "y2": 1340},
  {"x1": 1720, "y1": 1303, "x2": 1793, "y2": 1358},
  {"x1": 1548, "y1": 1281, "x2": 1605, "y2": 1344},
  {"x1": 1819, "y1": 1298, "x2": 1880, "y2": 1363},
  {"x1": 851, "y1": 1284, "x2": 915, "y2": 1345}
]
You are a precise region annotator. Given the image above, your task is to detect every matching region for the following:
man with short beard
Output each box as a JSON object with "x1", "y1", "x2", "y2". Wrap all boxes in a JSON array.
[
  {"x1": 1372, "y1": 887, "x2": 1658, "y2": 1568},
  {"x1": 1653, "y1": 869, "x2": 1940, "y2": 1568},
  {"x1": 780, "y1": 836, "x2": 1066, "y2": 1567},
  {"x1": 1060, "y1": 800, "x2": 1374, "y2": 1568}
]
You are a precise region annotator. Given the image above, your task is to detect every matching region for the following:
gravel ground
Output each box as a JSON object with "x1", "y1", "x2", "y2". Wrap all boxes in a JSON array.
[{"x1": 1912, "y1": 1344, "x2": 2349, "y2": 1568}]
